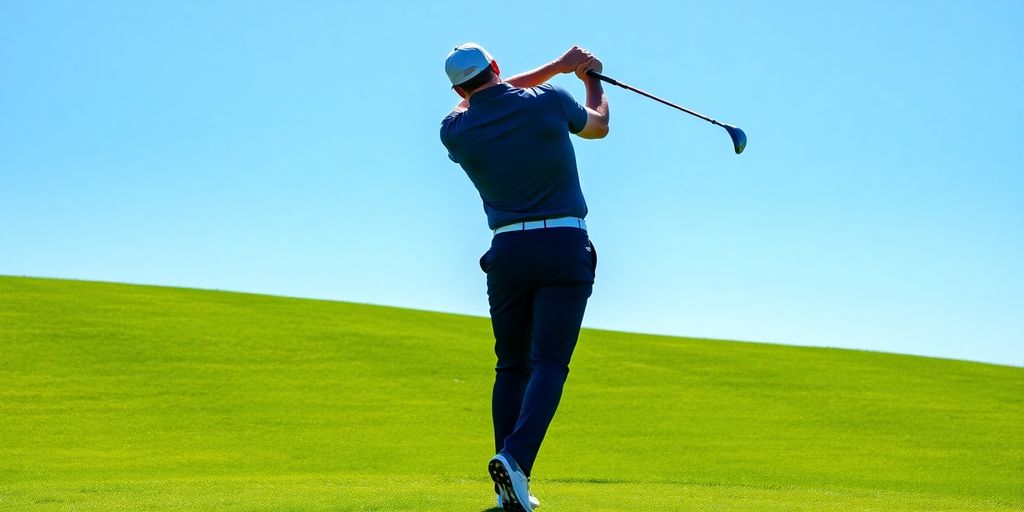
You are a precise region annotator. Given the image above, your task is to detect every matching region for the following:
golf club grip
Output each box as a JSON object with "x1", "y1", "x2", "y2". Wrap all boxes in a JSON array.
[{"x1": 585, "y1": 70, "x2": 619, "y2": 85}]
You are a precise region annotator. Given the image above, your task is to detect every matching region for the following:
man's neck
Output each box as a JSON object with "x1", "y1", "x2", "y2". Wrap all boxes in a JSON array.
[{"x1": 467, "y1": 79, "x2": 503, "y2": 100}]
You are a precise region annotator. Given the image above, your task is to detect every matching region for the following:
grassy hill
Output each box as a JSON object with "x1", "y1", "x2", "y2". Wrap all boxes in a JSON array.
[{"x1": 0, "y1": 276, "x2": 1021, "y2": 511}]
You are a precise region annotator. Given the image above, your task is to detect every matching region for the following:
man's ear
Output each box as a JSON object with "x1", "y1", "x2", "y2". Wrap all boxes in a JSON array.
[
  {"x1": 454, "y1": 86, "x2": 468, "y2": 99},
  {"x1": 490, "y1": 60, "x2": 500, "y2": 77}
]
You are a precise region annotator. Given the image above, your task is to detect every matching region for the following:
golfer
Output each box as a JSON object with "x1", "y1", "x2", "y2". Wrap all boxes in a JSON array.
[{"x1": 440, "y1": 43, "x2": 609, "y2": 512}]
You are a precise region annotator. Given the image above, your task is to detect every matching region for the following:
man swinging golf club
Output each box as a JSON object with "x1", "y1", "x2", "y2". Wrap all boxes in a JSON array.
[{"x1": 440, "y1": 43, "x2": 609, "y2": 511}]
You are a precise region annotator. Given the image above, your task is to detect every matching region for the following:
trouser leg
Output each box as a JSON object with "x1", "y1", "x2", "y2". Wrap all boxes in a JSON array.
[
  {"x1": 489, "y1": 291, "x2": 533, "y2": 454},
  {"x1": 502, "y1": 284, "x2": 591, "y2": 476}
]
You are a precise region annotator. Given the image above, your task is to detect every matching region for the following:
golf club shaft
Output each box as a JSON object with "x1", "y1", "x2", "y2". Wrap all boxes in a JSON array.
[{"x1": 586, "y1": 70, "x2": 722, "y2": 127}]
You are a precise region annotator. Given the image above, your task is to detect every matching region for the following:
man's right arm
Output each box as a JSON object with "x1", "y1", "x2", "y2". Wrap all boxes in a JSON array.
[{"x1": 575, "y1": 59, "x2": 609, "y2": 139}]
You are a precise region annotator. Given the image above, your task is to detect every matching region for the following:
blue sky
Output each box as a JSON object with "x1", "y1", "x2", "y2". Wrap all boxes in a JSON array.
[{"x1": 2, "y1": 1, "x2": 1021, "y2": 366}]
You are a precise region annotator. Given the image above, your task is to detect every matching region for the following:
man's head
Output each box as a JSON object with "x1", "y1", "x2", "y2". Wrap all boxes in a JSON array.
[{"x1": 445, "y1": 43, "x2": 501, "y2": 98}]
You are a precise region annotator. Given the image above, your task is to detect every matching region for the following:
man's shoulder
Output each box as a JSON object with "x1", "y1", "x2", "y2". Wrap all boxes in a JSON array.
[
  {"x1": 527, "y1": 84, "x2": 580, "y2": 113},
  {"x1": 442, "y1": 106, "x2": 466, "y2": 122},
  {"x1": 517, "y1": 83, "x2": 561, "y2": 98},
  {"x1": 440, "y1": 109, "x2": 466, "y2": 146},
  {"x1": 532, "y1": 83, "x2": 570, "y2": 96},
  {"x1": 442, "y1": 105, "x2": 471, "y2": 128}
]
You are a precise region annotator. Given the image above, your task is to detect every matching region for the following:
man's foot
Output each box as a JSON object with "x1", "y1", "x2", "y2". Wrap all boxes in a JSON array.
[{"x1": 489, "y1": 453, "x2": 533, "y2": 512}]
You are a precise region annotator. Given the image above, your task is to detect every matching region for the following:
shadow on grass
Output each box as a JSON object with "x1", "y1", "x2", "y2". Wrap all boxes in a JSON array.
[{"x1": 479, "y1": 508, "x2": 501, "y2": 512}]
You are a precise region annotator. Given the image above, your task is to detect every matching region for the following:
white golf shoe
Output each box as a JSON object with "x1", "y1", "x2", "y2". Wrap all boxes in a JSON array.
[
  {"x1": 488, "y1": 453, "x2": 533, "y2": 512},
  {"x1": 497, "y1": 491, "x2": 540, "y2": 509}
]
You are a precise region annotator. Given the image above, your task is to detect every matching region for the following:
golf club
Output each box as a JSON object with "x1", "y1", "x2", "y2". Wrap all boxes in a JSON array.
[{"x1": 586, "y1": 70, "x2": 747, "y2": 155}]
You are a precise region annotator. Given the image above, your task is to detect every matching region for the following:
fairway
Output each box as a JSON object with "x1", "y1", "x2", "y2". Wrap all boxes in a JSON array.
[{"x1": 1, "y1": 276, "x2": 1021, "y2": 511}]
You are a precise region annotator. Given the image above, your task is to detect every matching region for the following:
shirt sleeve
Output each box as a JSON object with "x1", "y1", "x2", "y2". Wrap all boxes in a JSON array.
[
  {"x1": 545, "y1": 84, "x2": 589, "y2": 134},
  {"x1": 440, "y1": 113, "x2": 460, "y2": 163}
]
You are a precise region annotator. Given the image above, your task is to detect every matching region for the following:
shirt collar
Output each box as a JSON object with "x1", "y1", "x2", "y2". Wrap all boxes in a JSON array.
[{"x1": 469, "y1": 82, "x2": 513, "y2": 106}]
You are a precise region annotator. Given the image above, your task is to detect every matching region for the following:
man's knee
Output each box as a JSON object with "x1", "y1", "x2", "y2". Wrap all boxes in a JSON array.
[
  {"x1": 495, "y1": 359, "x2": 531, "y2": 374},
  {"x1": 529, "y1": 358, "x2": 570, "y2": 379}
]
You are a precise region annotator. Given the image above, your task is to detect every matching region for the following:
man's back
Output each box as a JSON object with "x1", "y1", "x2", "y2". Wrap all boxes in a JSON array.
[{"x1": 440, "y1": 82, "x2": 589, "y2": 230}]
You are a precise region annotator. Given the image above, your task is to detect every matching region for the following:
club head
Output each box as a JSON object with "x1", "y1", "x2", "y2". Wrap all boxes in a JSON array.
[{"x1": 722, "y1": 124, "x2": 746, "y2": 154}]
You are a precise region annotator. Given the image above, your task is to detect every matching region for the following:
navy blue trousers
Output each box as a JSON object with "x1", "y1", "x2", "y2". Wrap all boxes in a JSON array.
[{"x1": 479, "y1": 227, "x2": 596, "y2": 476}]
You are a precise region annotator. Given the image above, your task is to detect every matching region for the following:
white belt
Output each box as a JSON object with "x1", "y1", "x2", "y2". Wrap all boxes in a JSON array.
[{"x1": 493, "y1": 216, "x2": 587, "y2": 235}]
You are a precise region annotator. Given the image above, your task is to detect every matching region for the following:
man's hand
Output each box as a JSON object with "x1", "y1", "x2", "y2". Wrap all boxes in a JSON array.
[
  {"x1": 556, "y1": 46, "x2": 596, "y2": 75},
  {"x1": 575, "y1": 57, "x2": 603, "y2": 81}
]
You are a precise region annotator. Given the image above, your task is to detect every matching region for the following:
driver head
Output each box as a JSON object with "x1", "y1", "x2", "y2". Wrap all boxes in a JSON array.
[{"x1": 724, "y1": 125, "x2": 747, "y2": 154}]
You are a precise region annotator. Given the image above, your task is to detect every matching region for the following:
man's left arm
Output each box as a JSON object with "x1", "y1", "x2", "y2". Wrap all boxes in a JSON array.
[
  {"x1": 450, "y1": 99, "x2": 469, "y2": 113},
  {"x1": 505, "y1": 46, "x2": 595, "y2": 88}
]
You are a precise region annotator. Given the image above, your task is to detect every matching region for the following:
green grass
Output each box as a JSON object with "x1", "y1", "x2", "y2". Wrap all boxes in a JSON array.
[{"x1": 1, "y1": 276, "x2": 1021, "y2": 511}]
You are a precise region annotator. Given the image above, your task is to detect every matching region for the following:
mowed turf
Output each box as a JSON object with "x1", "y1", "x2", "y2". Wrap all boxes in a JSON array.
[{"x1": 0, "y1": 276, "x2": 1021, "y2": 511}]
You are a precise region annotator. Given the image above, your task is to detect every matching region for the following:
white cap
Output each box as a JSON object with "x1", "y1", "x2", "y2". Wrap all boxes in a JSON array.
[{"x1": 445, "y1": 43, "x2": 495, "y2": 86}]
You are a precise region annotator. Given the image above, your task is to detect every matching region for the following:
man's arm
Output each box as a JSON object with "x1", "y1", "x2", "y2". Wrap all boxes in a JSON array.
[
  {"x1": 451, "y1": 98, "x2": 469, "y2": 114},
  {"x1": 575, "y1": 60, "x2": 610, "y2": 139},
  {"x1": 505, "y1": 46, "x2": 595, "y2": 89}
]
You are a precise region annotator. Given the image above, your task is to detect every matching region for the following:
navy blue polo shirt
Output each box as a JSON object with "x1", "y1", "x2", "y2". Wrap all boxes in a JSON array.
[{"x1": 440, "y1": 83, "x2": 590, "y2": 230}]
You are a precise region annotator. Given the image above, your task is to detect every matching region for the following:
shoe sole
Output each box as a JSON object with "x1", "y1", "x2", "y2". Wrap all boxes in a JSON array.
[{"x1": 489, "y1": 458, "x2": 528, "y2": 512}]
